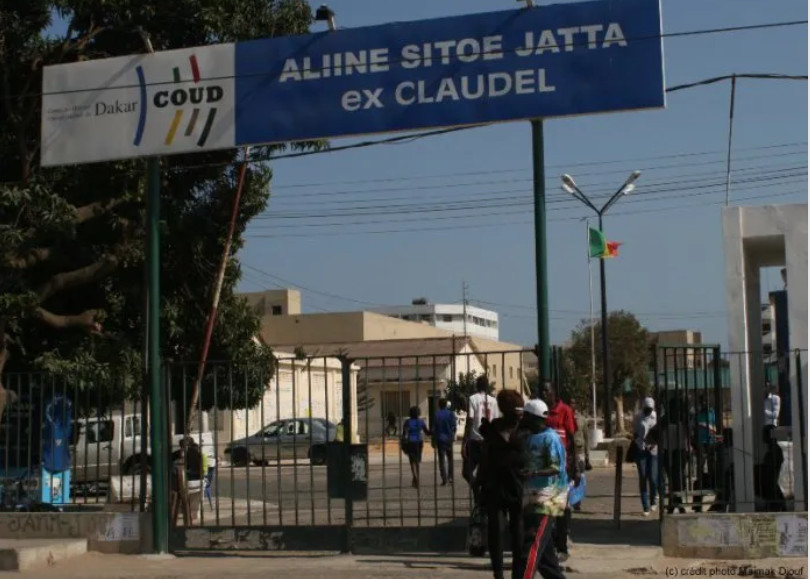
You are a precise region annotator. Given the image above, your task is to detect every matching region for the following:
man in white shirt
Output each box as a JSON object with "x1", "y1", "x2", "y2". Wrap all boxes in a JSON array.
[
  {"x1": 462, "y1": 375, "x2": 499, "y2": 498},
  {"x1": 764, "y1": 382, "x2": 781, "y2": 427}
]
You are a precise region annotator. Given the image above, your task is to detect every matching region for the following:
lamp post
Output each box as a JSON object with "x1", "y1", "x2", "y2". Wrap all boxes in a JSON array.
[{"x1": 561, "y1": 170, "x2": 640, "y2": 437}]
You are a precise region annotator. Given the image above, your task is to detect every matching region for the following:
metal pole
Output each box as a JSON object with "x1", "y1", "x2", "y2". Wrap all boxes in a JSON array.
[
  {"x1": 532, "y1": 119, "x2": 551, "y2": 389},
  {"x1": 587, "y1": 221, "x2": 597, "y2": 420},
  {"x1": 724, "y1": 75, "x2": 737, "y2": 206},
  {"x1": 146, "y1": 157, "x2": 168, "y2": 553},
  {"x1": 598, "y1": 213, "x2": 612, "y2": 437}
]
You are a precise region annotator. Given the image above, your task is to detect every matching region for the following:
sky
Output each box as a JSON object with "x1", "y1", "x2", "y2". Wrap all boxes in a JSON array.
[
  {"x1": 48, "y1": 1, "x2": 808, "y2": 348},
  {"x1": 234, "y1": 0, "x2": 808, "y2": 348}
]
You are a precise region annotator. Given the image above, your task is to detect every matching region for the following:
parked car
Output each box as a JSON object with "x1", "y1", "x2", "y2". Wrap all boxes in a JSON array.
[
  {"x1": 71, "y1": 414, "x2": 215, "y2": 484},
  {"x1": 225, "y1": 418, "x2": 337, "y2": 466}
]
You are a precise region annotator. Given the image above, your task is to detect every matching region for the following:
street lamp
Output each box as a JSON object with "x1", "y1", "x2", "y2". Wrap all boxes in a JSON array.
[{"x1": 561, "y1": 170, "x2": 641, "y2": 437}]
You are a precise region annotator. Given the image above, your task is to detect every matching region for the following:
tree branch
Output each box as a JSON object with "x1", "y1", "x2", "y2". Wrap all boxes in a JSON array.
[
  {"x1": 37, "y1": 256, "x2": 117, "y2": 301},
  {"x1": 4, "y1": 247, "x2": 52, "y2": 269},
  {"x1": 34, "y1": 307, "x2": 101, "y2": 331},
  {"x1": 74, "y1": 197, "x2": 128, "y2": 224}
]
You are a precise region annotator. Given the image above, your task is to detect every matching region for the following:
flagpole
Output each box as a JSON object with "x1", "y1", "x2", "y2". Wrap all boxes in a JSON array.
[{"x1": 586, "y1": 221, "x2": 597, "y2": 421}]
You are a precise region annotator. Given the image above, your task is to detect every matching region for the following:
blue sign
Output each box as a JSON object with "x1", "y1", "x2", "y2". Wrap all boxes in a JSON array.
[
  {"x1": 235, "y1": 0, "x2": 664, "y2": 145},
  {"x1": 41, "y1": 0, "x2": 664, "y2": 165}
]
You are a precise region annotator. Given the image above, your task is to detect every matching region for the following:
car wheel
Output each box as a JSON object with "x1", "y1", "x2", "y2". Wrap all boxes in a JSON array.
[
  {"x1": 310, "y1": 445, "x2": 326, "y2": 466},
  {"x1": 230, "y1": 447, "x2": 249, "y2": 467}
]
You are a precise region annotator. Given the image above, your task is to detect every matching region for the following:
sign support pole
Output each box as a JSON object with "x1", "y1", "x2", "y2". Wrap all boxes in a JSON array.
[
  {"x1": 532, "y1": 119, "x2": 551, "y2": 394},
  {"x1": 146, "y1": 157, "x2": 169, "y2": 553}
]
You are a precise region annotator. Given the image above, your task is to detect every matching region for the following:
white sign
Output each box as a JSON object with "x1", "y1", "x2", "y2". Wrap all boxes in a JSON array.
[
  {"x1": 777, "y1": 515, "x2": 808, "y2": 557},
  {"x1": 41, "y1": 45, "x2": 236, "y2": 166}
]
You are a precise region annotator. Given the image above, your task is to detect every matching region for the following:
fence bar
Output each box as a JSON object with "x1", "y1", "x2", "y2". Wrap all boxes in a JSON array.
[
  {"x1": 340, "y1": 356, "x2": 354, "y2": 552},
  {"x1": 307, "y1": 361, "x2": 315, "y2": 525},
  {"x1": 381, "y1": 358, "x2": 388, "y2": 527},
  {"x1": 796, "y1": 350, "x2": 807, "y2": 511},
  {"x1": 228, "y1": 367, "x2": 235, "y2": 527},
  {"x1": 432, "y1": 355, "x2": 439, "y2": 525},
  {"x1": 291, "y1": 365, "x2": 299, "y2": 526},
  {"x1": 325, "y1": 357, "x2": 332, "y2": 526},
  {"x1": 275, "y1": 366, "x2": 283, "y2": 526},
  {"x1": 398, "y1": 357, "x2": 404, "y2": 527},
  {"x1": 213, "y1": 370, "x2": 220, "y2": 525}
]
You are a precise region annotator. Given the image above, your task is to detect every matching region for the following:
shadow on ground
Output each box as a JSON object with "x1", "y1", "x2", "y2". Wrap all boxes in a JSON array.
[{"x1": 571, "y1": 517, "x2": 661, "y2": 546}]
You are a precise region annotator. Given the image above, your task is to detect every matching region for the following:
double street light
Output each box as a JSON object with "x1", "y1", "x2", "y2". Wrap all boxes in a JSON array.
[{"x1": 560, "y1": 170, "x2": 641, "y2": 438}]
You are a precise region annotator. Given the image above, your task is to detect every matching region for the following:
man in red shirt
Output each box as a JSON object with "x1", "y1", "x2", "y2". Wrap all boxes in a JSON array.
[{"x1": 542, "y1": 381, "x2": 578, "y2": 562}]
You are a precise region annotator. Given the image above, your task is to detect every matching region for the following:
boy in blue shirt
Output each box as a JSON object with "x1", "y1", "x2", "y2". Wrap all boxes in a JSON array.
[
  {"x1": 516, "y1": 399, "x2": 567, "y2": 579},
  {"x1": 434, "y1": 398, "x2": 457, "y2": 485}
]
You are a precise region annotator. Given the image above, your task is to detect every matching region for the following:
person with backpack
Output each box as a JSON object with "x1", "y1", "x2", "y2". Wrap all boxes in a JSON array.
[
  {"x1": 475, "y1": 389, "x2": 527, "y2": 579},
  {"x1": 463, "y1": 375, "x2": 499, "y2": 502},
  {"x1": 516, "y1": 399, "x2": 567, "y2": 579},
  {"x1": 402, "y1": 406, "x2": 431, "y2": 488}
]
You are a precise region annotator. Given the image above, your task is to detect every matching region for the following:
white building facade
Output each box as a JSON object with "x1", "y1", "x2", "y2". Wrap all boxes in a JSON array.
[{"x1": 369, "y1": 303, "x2": 499, "y2": 341}]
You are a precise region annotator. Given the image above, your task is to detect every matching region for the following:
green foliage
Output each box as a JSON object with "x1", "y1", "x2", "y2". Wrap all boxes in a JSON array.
[
  {"x1": 0, "y1": 1, "x2": 319, "y2": 410},
  {"x1": 566, "y1": 310, "x2": 652, "y2": 405}
]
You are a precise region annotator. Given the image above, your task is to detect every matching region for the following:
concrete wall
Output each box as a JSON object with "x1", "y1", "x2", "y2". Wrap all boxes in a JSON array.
[
  {"x1": 0, "y1": 512, "x2": 150, "y2": 554},
  {"x1": 662, "y1": 512, "x2": 807, "y2": 559},
  {"x1": 259, "y1": 311, "x2": 450, "y2": 346},
  {"x1": 723, "y1": 204, "x2": 808, "y2": 511}
]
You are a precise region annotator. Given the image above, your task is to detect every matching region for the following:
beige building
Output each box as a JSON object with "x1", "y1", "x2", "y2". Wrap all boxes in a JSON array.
[
  {"x1": 240, "y1": 289, "x2": 529, "y2": 439},
  {"x1": 213, "y1": 351, "x2": 360, "y2": 457},
  {"x1": 650, "y1": 329, "x2": 704, "y2": 370},
  {"x1": 271, "y1": 336, "x2": 529, "y2": 440}
]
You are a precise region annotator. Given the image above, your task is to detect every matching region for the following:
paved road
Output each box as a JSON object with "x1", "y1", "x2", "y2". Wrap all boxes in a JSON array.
[{"x1": 192, "y1": 454, "x2": 645, "y2": 530}]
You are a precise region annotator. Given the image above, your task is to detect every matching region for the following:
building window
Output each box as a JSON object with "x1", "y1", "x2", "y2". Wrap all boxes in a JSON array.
[
  {"x1": 492, "y1": 364, "x2": 497, "y2": 376},
  {"x1": 510, "y1": 367, "x2": 514, "y2": 379},
  {"x1": 271, "y1": 305, "x2": 282, "y2": 316},
  {"x1": 381, "y1": 390, "x2": 411, "y2": 418},
  {"x1": 442, "y1": 315, "x2": 452, "y2": 322}
]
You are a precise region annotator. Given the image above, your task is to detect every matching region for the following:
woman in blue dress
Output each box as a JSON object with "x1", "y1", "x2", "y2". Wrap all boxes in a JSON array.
[{"x1": 402, "y1": 406, "x2": 431, "y2": 488}]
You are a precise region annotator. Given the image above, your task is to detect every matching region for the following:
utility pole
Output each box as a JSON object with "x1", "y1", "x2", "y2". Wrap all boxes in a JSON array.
[
  {"x1": 586, "y1": 220, "x2": 597, "y2": 421},
  {"x1": 561, "y1": 171, "x2": 641, "y2": 438},
  {"x1": 532, "y1": 119, "x2": 551, "y2": 394}
]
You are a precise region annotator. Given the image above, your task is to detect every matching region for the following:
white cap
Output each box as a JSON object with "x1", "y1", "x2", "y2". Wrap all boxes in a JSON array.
[
  {"x1": 643, "y1": 397, "x2": 655, "y2": 409},
  {"x1": 524, "y1": 399, "x2": 549, "y2": 418}
]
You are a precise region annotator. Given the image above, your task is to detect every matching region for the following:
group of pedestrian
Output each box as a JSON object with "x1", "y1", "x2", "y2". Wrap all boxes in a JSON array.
[
  {"x1": 462, "y1": 377, "x2": 582, "y2": 579},
  {"x1": 397, "y1": 375, "x2": 584, "y2": 578},
  {"x1": 472, "y1": 388, "x2": 571, "y2": 579}
]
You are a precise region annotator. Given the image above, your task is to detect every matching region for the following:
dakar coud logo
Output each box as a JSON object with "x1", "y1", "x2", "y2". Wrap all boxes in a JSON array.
[{"x1": 133, "y1": 54, "x2": 224, "y2": 148}]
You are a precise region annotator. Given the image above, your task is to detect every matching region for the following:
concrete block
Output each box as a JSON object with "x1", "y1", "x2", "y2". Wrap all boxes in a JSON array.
[{"x1": 0, "y1": 538, "x2": 87, "y2": 571}]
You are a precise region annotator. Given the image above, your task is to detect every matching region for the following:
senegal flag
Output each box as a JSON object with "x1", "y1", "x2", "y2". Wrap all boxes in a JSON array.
[{"x1": 588, "y1": 227, "x2": 622, "y2": 259}]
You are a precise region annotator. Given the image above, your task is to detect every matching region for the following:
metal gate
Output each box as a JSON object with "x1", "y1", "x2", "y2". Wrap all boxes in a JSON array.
[
  {"x1": 167, "y1": 346, "x2": 532, "y2": 552},
  {"x1": 653, "y1": 344, "x2": 728, "y2": 515}
]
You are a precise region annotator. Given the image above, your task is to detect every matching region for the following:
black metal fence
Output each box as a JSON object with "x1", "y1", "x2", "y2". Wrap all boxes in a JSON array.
[
  {"x1": 0, "y1": 371, "x2": 149, "y2": 511},
  {"x1": 0, "y1": 348, "x2": 534, "y2": 546},
  {"x1": 653, "y1": 345, "x2": 807, "y2": 515}
]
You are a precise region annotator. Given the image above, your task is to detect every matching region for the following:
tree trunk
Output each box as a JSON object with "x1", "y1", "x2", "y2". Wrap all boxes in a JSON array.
[{"x1": 614, "y1": 394, "x2": 626, "y2": 434}]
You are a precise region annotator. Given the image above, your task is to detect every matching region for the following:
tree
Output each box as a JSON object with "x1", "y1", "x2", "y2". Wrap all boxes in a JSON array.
[
  {"x1": 445, "y1": 371, "x2": 493, "y2": 415},
  {"x1": 566, "y1": 310, "x2": 651, "y2": 434},
  {"x1": 0, "y1": 1, "x2": 319, "y2": 418}
]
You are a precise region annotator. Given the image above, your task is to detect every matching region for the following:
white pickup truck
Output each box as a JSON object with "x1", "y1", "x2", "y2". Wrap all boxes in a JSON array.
[{"x1": 71, "y1": 413, "x2": 216, "y2": 484}]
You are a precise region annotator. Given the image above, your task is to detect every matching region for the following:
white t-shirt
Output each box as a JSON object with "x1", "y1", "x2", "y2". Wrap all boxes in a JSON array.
[
  {"x1": 467, "y1": 392, "x2": 499, "y2": 441},
  {"x1": 765, "y1": 393, "x2": 781, "y2": 427}
]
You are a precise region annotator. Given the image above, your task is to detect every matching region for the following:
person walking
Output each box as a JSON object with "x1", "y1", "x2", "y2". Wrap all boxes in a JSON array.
[
  {"x1": 764, "y1": 382, "x2": 781, "y2": 427},
  {"x1": 570, "y1": 398, "x2": 592, "y2": 511},
  {"x1": 402, "y1": 406, "x2": 431, "y2": 488},
  {"x1": 541, "y1": 383, "x2": 577, "y2": 562},
  {"x1": 632, "y1": 397, "x2": 659, "y2": 516},
  {"x1": 463, "y1": 375, "x2": 499, "y2": 501},
  {"x1": 434, "y1": 398, "x2": 457, "y2": 485},
  {"x1": 515, "y1": 399, "x2": 567, "y2": 579},
  {"x1": 476, "y1": 389, "x2": 527, "y2": 579}
]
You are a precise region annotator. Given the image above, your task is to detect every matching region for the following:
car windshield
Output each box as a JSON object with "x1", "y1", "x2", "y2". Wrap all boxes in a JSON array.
[{"x1": 261, "y1": 423, "x2": 283, "y2": 437}]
